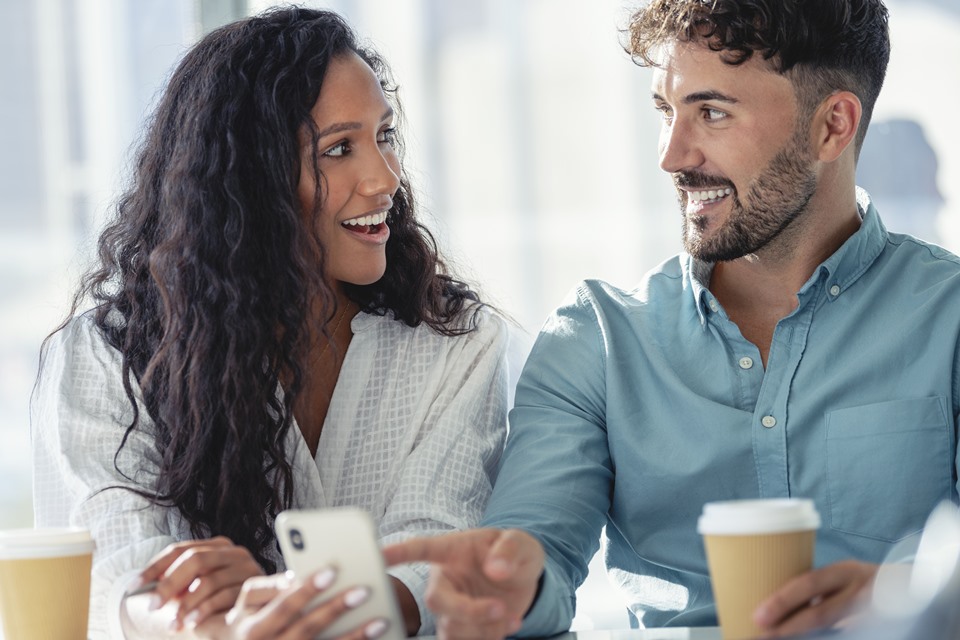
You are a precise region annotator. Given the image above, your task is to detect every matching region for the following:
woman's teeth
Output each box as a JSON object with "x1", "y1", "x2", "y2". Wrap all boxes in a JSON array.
[
  {"x1": 342, "y1": 211, "x2": 388, "y2": 227},
  {"x1": 688, "y1": 187, "x2": 733, "y2": 204}
]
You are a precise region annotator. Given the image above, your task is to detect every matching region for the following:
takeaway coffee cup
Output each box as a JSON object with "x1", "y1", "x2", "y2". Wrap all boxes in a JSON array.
[
  {"x1": 0, "y1": 527, "x2": 95, "y2": 640},
  {"x1": 698, "y1": 499, "x2": 821, "y2": 639}
]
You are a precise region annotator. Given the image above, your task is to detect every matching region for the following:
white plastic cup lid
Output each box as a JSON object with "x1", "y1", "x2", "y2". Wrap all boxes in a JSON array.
[
  {"x1": 697, "y1": 499, "x2": 821, "y2": 535},
  {"x1": 0, "y1": 528, "x2": 95, "y2": 559}
]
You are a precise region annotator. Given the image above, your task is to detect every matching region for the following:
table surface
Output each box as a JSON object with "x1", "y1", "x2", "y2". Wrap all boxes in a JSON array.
[
  {"x1": 0, "y1": 626, "x2": 725, "y2": 640},
  {"x1": 419, "y1": 629, "x2": 723, "y2": 640},
  {"x1": 0, "y1": 628, "x2": 724, "y2": 640},
  {"x1": 547, "y1": 629, "x2": 722, "y2": 640}
]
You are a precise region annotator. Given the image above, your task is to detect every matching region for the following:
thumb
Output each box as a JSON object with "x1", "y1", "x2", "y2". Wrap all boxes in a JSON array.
[{"x1": 484, "y1": 529, "x2": 542, "y2": 583}]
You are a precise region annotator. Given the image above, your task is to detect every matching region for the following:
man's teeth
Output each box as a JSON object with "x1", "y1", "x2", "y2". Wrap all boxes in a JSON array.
[
  {"x1": 688, "y1": 187, "x2": 733, "y2": 203},
  {"x1": 342, "y1": 211, "x2": 388, "y2": 227}
]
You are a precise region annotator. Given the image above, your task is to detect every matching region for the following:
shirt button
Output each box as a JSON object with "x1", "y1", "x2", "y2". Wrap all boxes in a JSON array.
[
  {"x1": 761, "y1": 415, "x2": 777, "y2": 428},
  {"x1": 738, "y1": 357, "x2": 754, "y2": 369},
  {"x1": 708, "y1": 299, "x2": 719, "y2": 312},
  {"x1": 829, "y1": 284, "x2": 841, "y2": 296}
]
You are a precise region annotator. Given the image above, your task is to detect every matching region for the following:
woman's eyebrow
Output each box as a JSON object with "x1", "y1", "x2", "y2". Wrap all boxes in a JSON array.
[
  {"x1": 316, "y1": 122, "x2": 361, "y2": 139},
  {"x1": 316, "y1": 107, "x2": 395, "y2": 139}
]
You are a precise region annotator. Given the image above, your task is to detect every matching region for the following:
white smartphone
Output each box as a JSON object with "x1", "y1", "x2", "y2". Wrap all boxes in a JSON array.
[{"x1": 274, "y1": 507, "x2": 406, "y2": 640}]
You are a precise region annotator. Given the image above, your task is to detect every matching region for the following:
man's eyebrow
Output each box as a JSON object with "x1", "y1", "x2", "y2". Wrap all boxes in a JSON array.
[
  {"x1": 315, "y1": 108, "x2": 395, "y2": 139},
  {"x1": 651, "y1": 90, "x2": 739, "y2": 105}
]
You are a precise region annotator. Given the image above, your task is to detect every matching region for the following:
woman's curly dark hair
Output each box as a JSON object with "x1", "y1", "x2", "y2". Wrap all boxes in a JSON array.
[
  {"x1": 56, "y1": 7, "x2": 483, "y2": 571},
  {"x1": 627, "y1": 0, "x2": 890, "y2": 153}
]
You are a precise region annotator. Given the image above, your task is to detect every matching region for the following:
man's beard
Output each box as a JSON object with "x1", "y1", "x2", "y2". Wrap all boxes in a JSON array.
[{"x1": 678, "y1": 127, "x2": 818, "y2": 263}]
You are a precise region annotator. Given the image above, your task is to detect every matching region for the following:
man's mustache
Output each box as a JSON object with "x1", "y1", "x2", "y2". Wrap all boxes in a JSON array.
[{"x1": 673, "y1": 172, "x2": 734, "y2": 191}]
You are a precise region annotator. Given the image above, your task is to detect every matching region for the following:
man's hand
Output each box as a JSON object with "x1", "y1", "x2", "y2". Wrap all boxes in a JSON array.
[
  {"x1": 753, "y1": 560, "x2": 878, "y2": 637},
  {"x1": 383, "y1": 529, "x2": 545, "y2": 640}
]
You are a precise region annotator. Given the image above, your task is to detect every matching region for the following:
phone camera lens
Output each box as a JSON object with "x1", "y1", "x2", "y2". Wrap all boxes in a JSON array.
[{"x1": 290, "y1": 528, "x2": 305, "y2": 550}]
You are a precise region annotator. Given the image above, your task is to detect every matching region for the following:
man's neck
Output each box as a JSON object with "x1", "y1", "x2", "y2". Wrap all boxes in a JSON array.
[{"x1": 709, "y1": 187, "x2": 862, "y2": 365}]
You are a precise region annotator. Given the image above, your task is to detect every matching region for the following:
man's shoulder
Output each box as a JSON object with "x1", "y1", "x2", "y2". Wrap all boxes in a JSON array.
[
  {"x1": 885, "y1": 232, "x2": 960, "y2": 266},
  {"x1": 571, "y1": 255, "x2": 686, "y2": 307},
  {"x1": 880, "y1": 233, "x2": 960, "y2": 290}
]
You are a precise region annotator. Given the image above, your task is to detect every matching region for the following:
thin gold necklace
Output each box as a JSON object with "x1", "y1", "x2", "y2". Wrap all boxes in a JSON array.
[{"x1": 313, "y1": 304, "x2": 351, "y2": 366}]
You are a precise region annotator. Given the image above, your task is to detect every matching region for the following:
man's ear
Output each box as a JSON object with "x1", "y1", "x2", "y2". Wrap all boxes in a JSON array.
[{"x1": 812, "y1": 91, "x2": 862, "y2": 163}]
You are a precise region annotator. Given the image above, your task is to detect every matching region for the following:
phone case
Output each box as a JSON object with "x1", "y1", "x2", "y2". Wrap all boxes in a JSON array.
[{"x1": 274, "y1": 507, "x2": 406, "y2": 640}]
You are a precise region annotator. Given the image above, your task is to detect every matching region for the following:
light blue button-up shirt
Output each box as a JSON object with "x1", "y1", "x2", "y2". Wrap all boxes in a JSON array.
[{"x1": 483, "y1": 191, "x2": 960, "y2": 635}]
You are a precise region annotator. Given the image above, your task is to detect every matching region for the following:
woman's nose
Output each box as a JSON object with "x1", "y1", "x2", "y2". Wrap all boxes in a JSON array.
[{"x1": 358, "y1": 148, "x2": 401, "y2": 197}]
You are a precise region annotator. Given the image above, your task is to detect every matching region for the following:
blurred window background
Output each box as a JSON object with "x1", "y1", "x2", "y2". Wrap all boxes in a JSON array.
[{"x1": 1, "y1": 0, "x2": 957, "y2": 630}]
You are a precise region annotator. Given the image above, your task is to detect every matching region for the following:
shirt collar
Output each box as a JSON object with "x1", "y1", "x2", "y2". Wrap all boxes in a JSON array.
[
  {"x1": 805, "y1": 187, "x2": 887, "y2": 297},
  {"x1": 683, "y1": 187, "x2": 887, "y2": 322},
  {"x1": 687, "y1": 258, "x2": 714, "y2": 326}
]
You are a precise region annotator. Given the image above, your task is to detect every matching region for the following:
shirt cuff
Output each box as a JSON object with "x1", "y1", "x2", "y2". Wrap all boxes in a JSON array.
[
  {"x1": 387, "y1": 562, "x2": 435, "y2": 635},
  {"x1": 106, "y1": 569, "x2": 141, "y2": 640},
  {"x1": 515, "y1": 554, "x2": 574, "y2": 638}
]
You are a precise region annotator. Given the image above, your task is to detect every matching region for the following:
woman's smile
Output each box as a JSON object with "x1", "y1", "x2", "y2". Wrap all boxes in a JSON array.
[{"x1": 340, "y1": 209, "x2": 390, "y2": 244}]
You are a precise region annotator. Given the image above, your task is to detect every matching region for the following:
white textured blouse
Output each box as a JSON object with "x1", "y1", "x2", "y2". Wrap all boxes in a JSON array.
[{"x1": 31, "y1": 307, "x2": 509, "y2": 639}]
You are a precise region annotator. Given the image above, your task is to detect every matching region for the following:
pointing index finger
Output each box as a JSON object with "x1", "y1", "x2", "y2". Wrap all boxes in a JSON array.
[{"x1": 383, "y1": 536, "x2": 450, "y2": 567}]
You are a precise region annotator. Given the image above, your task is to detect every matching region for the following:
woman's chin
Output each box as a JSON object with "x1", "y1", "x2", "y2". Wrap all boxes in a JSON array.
[{"x1": 337, "y1": 270, "x2": 387, "y2": 288}]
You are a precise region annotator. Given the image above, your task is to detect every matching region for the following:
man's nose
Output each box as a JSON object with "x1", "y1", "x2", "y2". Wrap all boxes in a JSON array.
[{"x1": 658, "y1": 119, "x2": 703, "y2": 174}]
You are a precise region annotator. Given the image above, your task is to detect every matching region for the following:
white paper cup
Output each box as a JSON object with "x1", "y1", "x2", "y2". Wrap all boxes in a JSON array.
[
  {"x1": 698, "y1": 499, "x2": 821, "y2": 639},
  {"x1": 0, "y1": 528, "x2": 95, "y2": 640}
]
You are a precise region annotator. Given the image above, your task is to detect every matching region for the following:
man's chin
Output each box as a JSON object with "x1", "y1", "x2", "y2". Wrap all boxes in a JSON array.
[{"x1": 685, "y1": 238, "x2": 749, "y2": 263}]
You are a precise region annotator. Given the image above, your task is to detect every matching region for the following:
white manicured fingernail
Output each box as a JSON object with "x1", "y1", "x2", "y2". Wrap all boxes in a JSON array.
[
  {"x1": 365, "y1": 618, "x2": 389, "y2": 638},
  {"x1": 147, "y1": 595, "x2": 162, "y2": 611},
  {"x1": 184, "y1": 611, "x2": 200, "y2": 628},
  {"x1": 344, "y1": 586, "x2": 370, "y2": 608},
  {"x1": 313, "y1": 567, "x2": 336, "y2": 590}
]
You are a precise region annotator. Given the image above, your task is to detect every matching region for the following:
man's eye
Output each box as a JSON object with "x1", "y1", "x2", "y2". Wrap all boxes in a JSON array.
[
  {"x1": 323, "y1": 142, "x2": 349, "y2": 158},
  {"x1": 655, "y1": 105, "x2": 674, "y2": 123},
  {"x1": 703, "y1": 108, "x2": 727, "y2": 122}
]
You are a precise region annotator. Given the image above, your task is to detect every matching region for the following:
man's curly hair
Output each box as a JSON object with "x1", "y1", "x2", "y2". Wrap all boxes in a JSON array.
[{"x1": 628, "y1": 0, "x2": 890, "y2": 153}]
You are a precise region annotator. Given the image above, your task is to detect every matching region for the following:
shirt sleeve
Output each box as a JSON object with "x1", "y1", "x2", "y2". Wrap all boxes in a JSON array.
[
  {"x1": 481, "y1": 285, "x2": 613, "y2": 638},
  {"x1": 31, "y1": 316, "x2": 178, "y2": 639},
  {"x1": 379, "y1": 309, "x2": 510, "y2": 635},
  {"x1": 955, "y1": 342, "x2": 960, "y2": 500}
]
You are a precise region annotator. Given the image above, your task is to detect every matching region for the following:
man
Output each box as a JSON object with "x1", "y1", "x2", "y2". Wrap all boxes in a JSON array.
[{"x1": 386, "y1": 0, "x2": 960, "y2": 638}]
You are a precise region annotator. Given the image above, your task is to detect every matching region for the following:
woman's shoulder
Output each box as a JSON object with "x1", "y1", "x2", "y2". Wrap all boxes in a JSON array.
[
  {"x1": 41, "y1": 309, "x2": 124, "y2": 382},
  {"x1": 52, "y1": 308, "x2": 115, "y2": 347},
  {"x1": 356, "y1": 303, "x2": 509, "y2": 347},
  {"x1": 33, "y1": 308, "x2": 140, "y2": 433}
]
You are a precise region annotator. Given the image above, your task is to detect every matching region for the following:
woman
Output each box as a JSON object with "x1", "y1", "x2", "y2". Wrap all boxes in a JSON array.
[{"x1": 31, "y1": 7, "x2": 508, "y2": 639}]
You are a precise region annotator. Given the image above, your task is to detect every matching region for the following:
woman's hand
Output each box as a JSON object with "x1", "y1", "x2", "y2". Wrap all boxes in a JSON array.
[
  {"x1": 214, "y1": 569, "x2": 392, "y2": 640},
  {"x1": 136, "y1": 537, "x2": 265, "y2": 631}
]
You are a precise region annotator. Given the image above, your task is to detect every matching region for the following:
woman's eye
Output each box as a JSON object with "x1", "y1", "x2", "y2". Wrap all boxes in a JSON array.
[
  {"x1": 323, "y1": 141, "x2": 349, "y2": 158},
  {"x1": 378, "y1": 127, "x2": 398, "y2": 148}
]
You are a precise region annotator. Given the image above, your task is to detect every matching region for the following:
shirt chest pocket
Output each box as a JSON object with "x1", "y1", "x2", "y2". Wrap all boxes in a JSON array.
[{"x1": 825, "y1": 396, "x2": 953, "y2": 542}]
